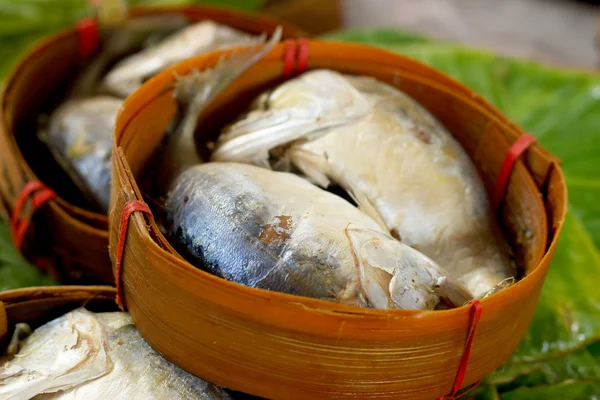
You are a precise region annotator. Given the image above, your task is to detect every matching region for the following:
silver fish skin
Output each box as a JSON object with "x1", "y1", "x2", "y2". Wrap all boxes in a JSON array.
[
  {"x1": 41, "y1": 96, "x2": 122, "y2": 213},
  {"x1": 103, "y1": 20, "x2": 261, "y2": 97},
  {"x1": 166, "y1": 162, "x2": 471, "y2": 310},
  {"x1": 0, "y1": 308, "x2": 231, "y2": 400},
  {"x1": 70, "y1": 14, "x2": 190, "y2": 97},
  {"x1": 211, "y1": 69, "x2": 514, "y2": 298}
]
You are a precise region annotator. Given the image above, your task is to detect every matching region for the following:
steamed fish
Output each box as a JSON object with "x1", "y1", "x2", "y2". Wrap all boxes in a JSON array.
[
  {"x1": 103, "y1": 20, "x2": 261, "y2": 97},
  {"x1": 40, "y1": 96, "x2": 122, "y2": 212},
  {"x1": 143, "y1": 26, "x2": 283, "y2": 196},
  {"x1": 0, "y1": 308, "x2": 230, "y2": 400},
  {"x1": 211, "y1": 69, "x2": 514, "y2": 298},
  {"x1": 71, "y1": 14, "x2": 190, "y2": 97},
  {"x1": 165, "y1": 162, "x2": 471, "y2": 310},
  {"x1": 42, "y1": 24, "x2": 280, "y2": 213}
]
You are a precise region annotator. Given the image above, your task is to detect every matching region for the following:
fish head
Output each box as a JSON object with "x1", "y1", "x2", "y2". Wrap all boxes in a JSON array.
[
  {"x1": 347, "y1": 227, "x2": 472, "y2": 310},
  {"x1": 212, "y1": 70, "x2": 372, "y2": 165}
]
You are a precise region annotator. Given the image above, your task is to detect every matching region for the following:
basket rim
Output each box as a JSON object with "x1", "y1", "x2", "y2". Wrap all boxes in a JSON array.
[
  {"x1": 112, "y1": 39, "x2": 568, "y2": 319},
  {"x1": 0, "y1": 4, "x2": 307, "y2": 227},
  {"x1": 0, "y1": 285, "x2": 116, "y2": 303}
]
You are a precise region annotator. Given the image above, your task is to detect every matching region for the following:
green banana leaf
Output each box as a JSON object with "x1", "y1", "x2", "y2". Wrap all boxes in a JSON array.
[
  {"x1": 0, "y1": 222, "x2": 54, "y2": 290},
  {"x1": 324, "y1": 29, "x2": 600, "y2": 398},
  {"x1": 0, "y1": 0, "x2": 267, "y2": 37}
]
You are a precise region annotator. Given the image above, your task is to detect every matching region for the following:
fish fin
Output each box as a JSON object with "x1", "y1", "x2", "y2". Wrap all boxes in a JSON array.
[
  {"x1": 475, "y1": 276, "x2": 516, "y2": 300},
  {"x1": 286, "y1": 147, "x2": 331, "y2": 188},
  {"x1": 171, "y1": 26, "x2": 282, "y2": 161},
  {"x1": 287, "y1": 147, "x2": 389, "y2": 232},
  {"x1": 148, "y1": 26, "x2": 281, "y2": 192},
  {"x1": 211, "y1": 109, "x2": 322, "y2": 163},
  {"x1": 212, "y1": 70, "x2": 371, "y2": 163},
  {"x1": 345, "y1": 186, "x2": 390, "y2": 233}
]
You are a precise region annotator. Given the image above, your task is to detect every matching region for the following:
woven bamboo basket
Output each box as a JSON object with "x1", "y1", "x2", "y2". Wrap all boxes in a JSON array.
[
  {"x1": 109, "y1": 41, "x2": 567, "y2": 399},
  {"x1": 0, "y1": 286, "x2": 117, "y2": 350},
  {"x1": 0, "y1": 6, "x2": 304, "y2": 284}
]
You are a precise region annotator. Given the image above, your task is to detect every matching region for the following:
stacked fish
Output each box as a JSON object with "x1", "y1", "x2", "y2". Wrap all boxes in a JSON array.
[
  {"x1": 0, "y1": 46, "x2": 521, "y2": 399},
  {"x1": 0, "y1": 12, "x2": 524, "y2": 400},
  {"x1": 39, "y1": 12, "x2": 267, "y2": 213},
  {"x1": 41, "y1": 24, "x2": 517, "y2": 312},
  {"x1": 160, "y1": 62, "x2": 516, "y2": 312}
]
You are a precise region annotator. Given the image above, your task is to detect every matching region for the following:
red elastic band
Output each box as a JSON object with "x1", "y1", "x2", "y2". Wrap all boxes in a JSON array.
[
  {"x1": 295, "y1": 38, "x2": 309, "y2": 74},
  {"x1": 282, "y1": 38, "x2": 310, "y2": 77},
  {"x1": 10, "y1": 182, "x2": 57, "y2": 249},
  {"x1": 438, "y1": 300, "x2": 482, "y2": 400},
  {"x1": 282, "y1": 39, "x2": 297, "y2": 76},
  {"x1": 114, "y1": 200, "x2": 152, "y2": 311},
  {"x1": 76, "y1": 18, "x2": 99, "y2": 58},
  {"x1": 492, "y1": 134, "x2": 537, "y2": 209}
]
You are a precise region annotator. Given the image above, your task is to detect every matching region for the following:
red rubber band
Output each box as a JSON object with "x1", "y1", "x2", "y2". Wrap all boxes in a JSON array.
[
  {"x1": 295, "y1": 38, "x2": 309, "y2": 74},
  {"x1": 282, "y1": 39, "x2": 297, "y2": 77},
  {"x1": 76, "y1": 18, "x2": 99, "y2": 58},
  {"x1": 492, "y1": 134, "x2": 537, "y2": 210},
  {"x1": 114, "y1": 200, "x2": 152, "y2": 311},
  {"x1": 10, "y1": 182, "x2": 56, "y2": 249},
  {"x1": 438, "y1": 300, "x2": 482, "y2": 400}
]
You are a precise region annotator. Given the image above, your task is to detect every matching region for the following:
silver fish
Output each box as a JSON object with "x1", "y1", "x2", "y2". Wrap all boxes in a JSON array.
[
  {"x1": 103, "y1": 20, "x2": 262, "y2": 98},
  {"x1": 0, "y1": 308, "x2": 231, "y2": 400},
  {"x1": 143, "y1": 26, "x2": 283, "y2": 197},
  {"x1": 166, "y1": 162, "x2": 471, "y2": 310},
  {"x1": 40, "y1": 96, "x2": 122, "y2": 213},
  {"x1": 211, "y1": 69, "x2": 514, "y2": 298},
  {"x1": 71, "y1": 14, "x2": 190, "y2": 98},
  {"x1": 41, "y1": 26, "x2": 282, "y2": 213}
]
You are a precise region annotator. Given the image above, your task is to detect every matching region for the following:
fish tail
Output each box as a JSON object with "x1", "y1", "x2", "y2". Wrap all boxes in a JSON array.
[{"x1": 168, "y1": 26, "x2": 282, "y2": 167}]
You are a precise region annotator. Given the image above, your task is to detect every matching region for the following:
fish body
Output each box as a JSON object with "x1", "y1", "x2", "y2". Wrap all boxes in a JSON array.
[
  {"x1": 166, "y1": 162, "x2": 471, "y2": 310},
  {"x1": 41, "y1": 96, "x2": 122, "y2": 212},
  {"x1": 71, "y1": 14, "x2": 190, "y2": 98},
  {"x1": 212, "y1": 70, "x2": 514, "y2": 297},
  {"x1": 103, "y1": 20, "x2": 259, "y2": 97},
  {"x1": 42, "y1": 21, "x2": 272, "y2": 212},
  {"x1": 0, "y1": 308, "x2": 230, "y2": 400}
]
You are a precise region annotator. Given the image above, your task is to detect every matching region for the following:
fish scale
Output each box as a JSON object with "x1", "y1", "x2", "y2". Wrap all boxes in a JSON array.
[{"x1": 165, "y1": 162, "x2": 472, "y2": 310}]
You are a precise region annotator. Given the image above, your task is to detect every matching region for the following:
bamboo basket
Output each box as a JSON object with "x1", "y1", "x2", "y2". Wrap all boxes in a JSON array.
[
  {"x1": 109, "y1": 41, "x2": 567, "y2": 399},
  {"x1": 0, "y1": 6, "x2": 305, "y2": 285},
  {"x1": 0, "y1": 286, "x2": 117, "y2": 351}
]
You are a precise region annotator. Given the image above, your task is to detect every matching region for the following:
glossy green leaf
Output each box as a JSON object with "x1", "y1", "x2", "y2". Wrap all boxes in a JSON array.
[
  {"x1": 0, "y1": 0, "x2": 89, "y2": 37},
  {"x1": 0, "y1": 222, "x2": 54, "y2": 290},
  {"x1": 501, "y1": 380, "x2": 600, "y2": 400},
  {"x1": 503, "y1": 349, "x2": 600, "y2": 388},
  {"x1": 472, "y1": 385, "x2": 501, "y2": 400},
  {"x1": 322, "y1": 28, "x2": 430, "y2": 47},
  {"x1": 0, "y1": 0, "x2": 266, "y2": 37}
]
